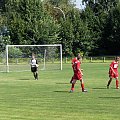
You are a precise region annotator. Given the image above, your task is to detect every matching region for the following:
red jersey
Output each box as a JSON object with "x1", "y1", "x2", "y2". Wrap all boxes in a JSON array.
[
  {"x1": 72, "y1": 59, "x2": 82, "y2": 80},
  {"x1": 71, "y1": 57, "x2": 77, "y2": 68},
  {"x1": 110, "y1": 61, "x2": 119, "y2": 72},
  {"x1": 73, "y1": 60, "x2": 81, "y2": 73},
  {"x1": 109, "y1": 60, "x2": 119, "y2": 78},
  {"x1": 72, "y1": 57, "x2": 77, "y2": 64}
]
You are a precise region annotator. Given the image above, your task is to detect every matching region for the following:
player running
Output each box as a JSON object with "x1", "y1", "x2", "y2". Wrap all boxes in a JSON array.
[
  {"x1": 30, "y1": 54, "x2": 39, "y2": 80},
  {"x1": 107, "y1": 56, "x2": 120, "y2": 89},
  {"x1": 69, "y1": 55, "x2": 87, "y2": 92}
]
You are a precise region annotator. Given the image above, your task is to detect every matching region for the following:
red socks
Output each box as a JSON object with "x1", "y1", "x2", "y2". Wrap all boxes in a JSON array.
[
  {"x1": 116, "y1": 80, "x2": 119, "y2": 89},
  {"x1": 71, "y1": 83, "x2": 74, "y2": 91},
  {"x1": 81, "y1": 83, "x2": 84, "y2": 91}
]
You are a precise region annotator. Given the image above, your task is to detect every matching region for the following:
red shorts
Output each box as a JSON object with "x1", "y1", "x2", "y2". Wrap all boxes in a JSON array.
[
  {"x1": 73, "y1": 72, "x2": 82, "y2": 80},
  {"x1": 109, "y1": 72, "x2": 119, "y2": 78}
]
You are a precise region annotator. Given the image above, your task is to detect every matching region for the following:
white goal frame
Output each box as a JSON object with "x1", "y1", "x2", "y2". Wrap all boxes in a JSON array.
[{"x1": 6, "y1": 44, "x2": 62, "y2": 72}]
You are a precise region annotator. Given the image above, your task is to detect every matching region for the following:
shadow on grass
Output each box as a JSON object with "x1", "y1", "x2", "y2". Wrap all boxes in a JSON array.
[
  {"x1": 92, "y1": 87, "x2": 107, "y2": 89},
  {"x1": 93, "y1": 87, "x2": 117, "y2": 90},
  {"x1": 56, "y1": 82, "x2": 70, "y2": 84},
  {"x1": 99, "y1": 97, "x2": 120, "y2": 99},
  {"x1": 18, "y1": 78, "x2": 31, "y2": 80},
  {"x1": 54, "y1": 91, "x2": 69, "y2": 93}
]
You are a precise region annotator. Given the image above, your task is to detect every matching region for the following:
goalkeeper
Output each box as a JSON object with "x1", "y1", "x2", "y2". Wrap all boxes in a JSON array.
[{"x1": 30, "y1": 54, "x2": 39, "y2": 80}]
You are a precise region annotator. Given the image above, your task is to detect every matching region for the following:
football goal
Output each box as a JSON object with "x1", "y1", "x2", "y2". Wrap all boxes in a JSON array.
[{"x1": 4, "y1": 44, "x2": 62, "y2": 72}]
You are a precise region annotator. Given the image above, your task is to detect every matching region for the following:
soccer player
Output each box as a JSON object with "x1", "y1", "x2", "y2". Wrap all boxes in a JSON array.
[
  {"x1": 69, "y1": 55, "x2": 87, "y2": 92},
  {"x1": 70, "y1": 53, "x2": 81, "y2": 83},
  {"x1": 30, "y1": 54, "x2": 39, "y2": 80},
  {"x1": 107, "y1": 56, "x2": 120, "y2": 89}
]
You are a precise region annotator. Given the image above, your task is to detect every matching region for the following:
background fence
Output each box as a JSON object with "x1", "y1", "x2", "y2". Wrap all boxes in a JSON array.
[{"x1": 63, "y1": 56, "x2": 118, "y2": 63}]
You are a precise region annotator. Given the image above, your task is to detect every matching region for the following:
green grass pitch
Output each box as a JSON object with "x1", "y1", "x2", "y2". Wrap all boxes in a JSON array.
[{"x1": 0, "y1": 63, "x2": 120, "y2": 120}]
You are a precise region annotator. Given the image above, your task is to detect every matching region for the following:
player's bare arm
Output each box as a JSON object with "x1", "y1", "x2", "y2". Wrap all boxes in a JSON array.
[
  {"x1": 36, "y1": 64, "x2": 39, "y2": 67},
  {"x1": 110, "y1": 66, "x2": 116, "y2": 75},
  {"x1": 79, "y1": 69, "x2": 83, "y2": 76}
]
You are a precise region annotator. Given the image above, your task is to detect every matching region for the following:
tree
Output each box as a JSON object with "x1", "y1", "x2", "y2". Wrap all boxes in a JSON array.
[
  {"x1": 82, "y1": 0, "x2": 120, "y2": 55},
  {"x1": 45, "y1": 0, "x2": 96, "y2": 57},
  {"x1": 58, "y1": 19, "x2": 74, "y2": 57},
  {"x1": 4, "y1": 0, "x2": 60, "y2": 45},
  {"x1": 82, "y1": 0, "x2": 118, "y2": 13},
  {"x1": 81, "y1": 0, "x2": 113, "y2": 55},
  {"x1": 101, "y1": 3, "x2": 120, "y2": 55},
  {"x1": 44, "y1": 0, "x2": 76, "y2": 57},
  {"x1": 0, "y1": 15, "x2": 11, "y2": 52}
]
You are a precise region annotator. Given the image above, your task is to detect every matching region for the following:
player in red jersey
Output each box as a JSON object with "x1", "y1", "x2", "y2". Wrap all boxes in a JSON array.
[
  {"x1": 69, "y1": 55, "x2": 87, "y2": 92},
  {"x1": 70, "y1": 53, "x2": 80, "y2": 83},
  {"x1": 107, "y1": 56, "x2": 120, "y2": 89}
]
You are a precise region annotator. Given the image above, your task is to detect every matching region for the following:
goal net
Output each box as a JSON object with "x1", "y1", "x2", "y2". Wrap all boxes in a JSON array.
[{"x1": 4, "y1": 44, "x2": 62, "y2": 72}]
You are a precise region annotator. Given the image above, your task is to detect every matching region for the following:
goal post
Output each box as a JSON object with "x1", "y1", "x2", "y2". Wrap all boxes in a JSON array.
[{"x1": 6, "y1": 44, "x2": 62, "y2": 72}]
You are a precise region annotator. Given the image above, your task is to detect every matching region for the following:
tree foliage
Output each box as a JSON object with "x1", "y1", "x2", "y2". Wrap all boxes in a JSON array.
[
  {"x1": 0, "y1": 0, "x2": 120, "y2": 57},
  {"x1": 101, "y1": 3, "x2": 120, "y2": 55},
  {"x1": 4, "y1": 0, "x2": 60, "y2": 45}
]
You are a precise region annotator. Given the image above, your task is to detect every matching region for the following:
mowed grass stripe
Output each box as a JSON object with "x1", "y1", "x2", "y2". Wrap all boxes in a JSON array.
[{"x1": 0, "y1": 63, "x2": 120, "y2": 120}]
